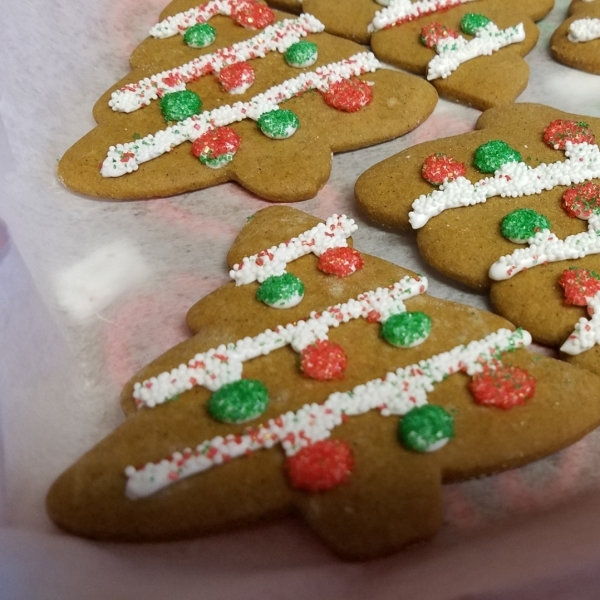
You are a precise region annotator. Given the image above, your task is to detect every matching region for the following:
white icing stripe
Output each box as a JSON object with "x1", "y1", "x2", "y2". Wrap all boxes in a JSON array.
[
  {"x1": 568, "y1": 18, "x2": 600, "y2": 42},
  {"x1": 230, "y1": 214, "x2": 357, "y2": 285},
  {"x1": 109, "y1": 15, "x2": 325, "y2": 113},
  {"x1": 150, "y1": 0, "x2": 235, "y2": 38},
  {"x1": 561, "y1": 292, "x2": 600, "y2": 355},
  {"x1": 488, "y1": 214, "x2": 600, "y2": 281},
  {"x1": 409, "y1": 141, "x2": 600, "y2": 229},
  {"x1": 125, "y1": 327, "x2": 531, "y2": 499},
  {"x1": 427, "y1": 22, "x2": 526, "y2": 81},
  {"x1": 368, "y1": 0, "x2": 477, "y2": 34},
  {"x1": 132, "y1": 275, "x2": 428, "y2": 408},
  {"x1": 101, "y1": 52, "x2": 380, "y2": 178}
]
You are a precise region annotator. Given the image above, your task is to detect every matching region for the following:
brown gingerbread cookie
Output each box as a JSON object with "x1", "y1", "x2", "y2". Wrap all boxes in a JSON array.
[
  {"x1": 286, "y1": 0, "x2": 554, "y2": 110},
  {"x1": 57, "y1": 0, "x2": 437, "y2": 202},
  {"x1": 551, "y1": 0, "x2": 600, "y2": 74},
  {"x1": 356, "y1": 103, "x2": 600, "y2": 374},
  {"x1": 47, "y1": 206, "x2": 600, "y2": 559}
]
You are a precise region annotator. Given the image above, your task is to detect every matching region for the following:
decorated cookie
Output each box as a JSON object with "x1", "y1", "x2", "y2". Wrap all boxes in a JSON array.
[
  {"x1": 56, "y1": 0, "x2": 437, "y2": 202},
  {"x1": 47, "y1": 206, "x2": 600, "y2": 559},
  {"x1": 282, "y1": 0, "x2": 554, "y2": 110},
  {"x1": 355, "y1": 103, "x2": 600, "y2": 375},
  {"x1": 551, "y1": 0, "x2": 600, "y2": 74}
]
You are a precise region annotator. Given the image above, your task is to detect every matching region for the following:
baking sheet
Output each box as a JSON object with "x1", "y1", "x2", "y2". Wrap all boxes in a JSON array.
[{"x1": 3, "y1": 0, "x2": 600, "y2": 597}]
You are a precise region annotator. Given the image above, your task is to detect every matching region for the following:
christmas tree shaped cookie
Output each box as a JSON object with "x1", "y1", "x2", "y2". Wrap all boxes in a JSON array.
[
  {"x1": 356, "y1": 103, "x2": 600, "y2": 375},
  {"x1": 57, "y1": 0, "x2": 437, "y2": 202},
  {"x1": 551, "y1": 0, "x2": 600, "y2": 74},
  {"x1": 274, "y1": 0, "x2": 553, "y2": 110},
  {"x1": 47, "y1": 206, "x2": 600, "y2": 559}
]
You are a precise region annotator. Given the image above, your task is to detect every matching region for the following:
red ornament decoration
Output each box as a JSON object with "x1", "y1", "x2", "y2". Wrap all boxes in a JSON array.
[
  {"x1": 562, "y1": 182, "x2": 600, "y2": 219},
  {"x1": 559, "y1": 268, "x2": 600, "y2": 307},
  {"x1": 191, "y1": 126, "x2": 242, "y2": 160},
  {"x1": 286, "y1": 439, "x2": 354, "y2": 493},
  {"x1": 231, "y1": 1, "x2": 275, "y2": 29},
  {"x1": 321, "y1": 78, "x2": 373, "y2": 113},
  {"x1": 543, "y1": 119, "x2": 595, "y2": 150},
  {"x1": 470, "y1": 363, "x2": 536, "y2": 410},
  {"x1": 317, "y1": 246, "x2": 364, "y2": 278},
  {"x1": 421, "y1": 153, "x2": 467, "y2": 186},
  {"x1": 217, "y1": 62, "x2": 255, "y2": 94},
  {"x1": 300, "y1": 340, "x2": 348, "y2": 381},
  {"x1": 420, "y1": 22, "x2": 459, "y2": 49}
]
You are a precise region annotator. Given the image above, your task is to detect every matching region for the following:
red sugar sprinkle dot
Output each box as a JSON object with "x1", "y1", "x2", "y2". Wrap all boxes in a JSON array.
[
  {"x1": 232, "y1": 1, "x2": 275, "y2": 29},
  {"x1": 217, "y1": 62, "x2": 255, "y2": 93},
  {"x1": 422, "y1": 153, "x2": 466, "y2": 186},
  {"x1": 318, "y1": 246, "x2": 364, "y2": 277},
  {"x1": 470, "y1": 363, "x2": 536, "y2": 410},
  {"x1": 300, "y1": 340, "x2": 347, "y2": 381},
  {"x1": 286, "y1": 439, "x2": 354, "y2": 493},
  {"x1": 321, "y1": 78, "x2": 373, "y2": 113},
  {"x1": 543, "y1": 119, "x2": 595, "y2": 150},
  {"x1": 562, "y1": 182, "x2": 600, "y2": 220},
  {"x1": 420, "y1": 22, "x2": 459, "y2": 49},
  {"x1": 559, "y1": 268, "x2": 600, "y2": 306},
  {"x1": 191, "y1": 126, "x2": 241, "y2": 159}
]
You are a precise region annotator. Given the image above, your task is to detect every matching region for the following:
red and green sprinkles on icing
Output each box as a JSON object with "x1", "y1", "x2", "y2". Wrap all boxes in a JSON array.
[
  {"x1": 231, "y1": 1, "x2": 275, "y2": 29},
  {"x1": 562, "y1": 182, "x2": 600, "y2": 219},
  {"x1": 159, "y1": 90, "x2": 202, "y2": 123},
  {"x1": 501, "y1": 209, "x2": 551, "y2": 243},
  {"x1": 208, "y1": 379, "x2": 269, "y2": 424},
  {"x1": 191, "y1": 126, "x2": 241, "y2": 168},
  {"x1": 422, "y1": 153, "x2": 467, "y2": 186},
  {"x1": 381, "y1": 311, "x2": 432, "y2": 348},
  {"x1": 286, "y1": 439, "x2": 354, "y2": 492},
  {"x1": 543, "y1": 119, "x2": 596, "y2": 150},
  {"x1": 184, "y1": 23, "x2": 216, "y2": 48},
  {"x1": 218, "y1": 62, "x2": 255, "y2": 94},
  {"x1": 317, "y1": 247, "x2": 364, "y2": 278},
  {"x1": 300, "y1": 340, "x2": 348, "y2": 381},
  {"x1": 257, "y1": 109, "x2": 299, "y2": 139},
  {"x1": 559, "y1": 268, "x2": 600, "y2": 306},
  {"x1": 420, "y1": 22, "x2": 459, "y2": 50},
  {"x1": 399, "y1": 405, "x2": 454, "y2": 453},
  {"x1": 284, "y1": 41, "x2": 318, "y2": 68},
  {"x1": 473, "y1": 140, "x2": 522, "y2": 174},
  {"x1": 470, "y1": 364, "x2": 536, "y2": 410},
  {"x1": 460, "y1": 13, "x2": 491, "y2": 35},
  {"x1": 321, "y1": 77, "x2": 373, "y2": 113},
  {"x1": 256, "y1": 273, "x2": 305, "y2": 308}
]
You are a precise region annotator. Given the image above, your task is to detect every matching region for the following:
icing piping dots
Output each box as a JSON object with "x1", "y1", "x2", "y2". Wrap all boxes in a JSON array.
[{"x1": 568, "y1": 18, "x2": 600, "y2": 43}]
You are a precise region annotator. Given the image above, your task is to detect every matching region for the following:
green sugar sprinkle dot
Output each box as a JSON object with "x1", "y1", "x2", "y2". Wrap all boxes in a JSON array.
[
  {"x1": 474, "y1": 140, "x2": 522, "y2": 173},
  {"x1": 460, "y1": 13, "x2": 492, "y2": 35},
  {"x1": 184, "y1": 23, "x2": 216, "y2": 48},
  {"x1": 208, "y1": 379, "x2": 269, "y2": 424},
  {"x1": 381, "y1": 311, "x2": 432, "y2": 348},
  {"x1": 284, "y1": 41, "x2": 318, "y2": 68},
  {"x1": 399, "y1": 405, "x2": 454, "y2": 453},
  {"x1": 501, "y1": 208, "x2": 550, "y2": 243},
  {"x1": 257, "y1": 109, "x2": 299, "y2": 139},
  {"x1": 159, "y1": 90, "x2": 202, "y2": 123},
  {"x1": 200, "y1": 152, "x2": 235, "y2": 169},
  {"x1": 256, "y1": 273, "x2": 305, "y2": 308}
]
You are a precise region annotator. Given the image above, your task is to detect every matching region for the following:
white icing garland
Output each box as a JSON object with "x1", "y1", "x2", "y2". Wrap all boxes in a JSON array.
[
  {"x1": 101, "y1": 52, "x2": 380, "y2": 178},
  {"x1": 230, "y1": 214, "x2": 357, "y2": 285},
  {"x1": 409, "y1": 141, "x2": 600, "y2": 229},
  {"x1": 109, "y1": 15, "x2": 325, "y2": 113},
  {"x1": 561, "y1": 291, "x2": 600, "y2": 355},
  {"x1": 489, "y1": 213, "x2": 600, "y2": 281},
  {"x1": 568, "y1": 18, "x2": 600, "y2": 43},
  {"x1": 368, "y1": 0, "x2": 477, "y2": 34},
  {"x1": 132, "y1": 275, "x2": 428, "y2": 408},
  {"x1": 125, "y1": 327, "x2": 532, "y2": 499},
  {"x1": 427, "y1": 22, "x2": 526, "y2": 81}
]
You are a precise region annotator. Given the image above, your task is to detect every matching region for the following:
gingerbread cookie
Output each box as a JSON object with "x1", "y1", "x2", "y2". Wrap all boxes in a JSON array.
[
  {"x1": 47, "y1": 206, "x2": 600, "y2": 560},
  {"x1": 293, "y1": 0, "x2": 554, "y2": 110},
  {"x1": 356, "y1": 103, "x2": 600, "y2": 375},
  {"x1": 551, "y1": 0, "x2": 600, "y2": 74},
  {"x1": 57, "y1": 0, "x2": 437, "y2": 202}
]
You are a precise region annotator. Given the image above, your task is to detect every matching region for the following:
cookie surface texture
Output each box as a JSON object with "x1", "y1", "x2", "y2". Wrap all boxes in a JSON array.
[
  {"x1": 300, "y1": 0, "x2": 553, "y2": 109},
  {"x1": 47, "y1": 206, "x2": 600, "y2": 560},
  {"x1": 551, "y1": 0, "x2": 600, "y2": 74},
  {"x1": 356, "y1": 103, "x2": 600, "y2": 374},
  {"x1": 56, "y1": 0, "x2": 437, "y2": 202}
]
